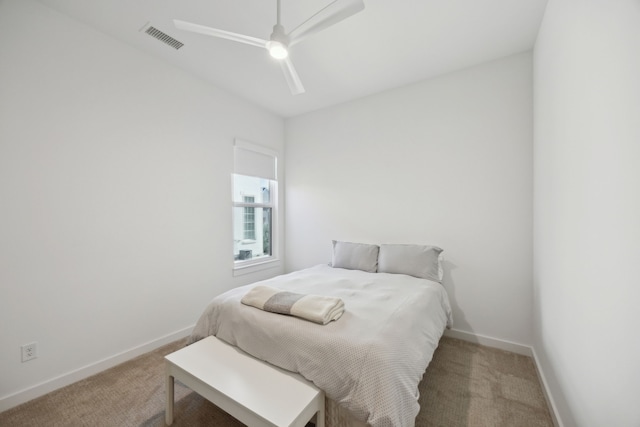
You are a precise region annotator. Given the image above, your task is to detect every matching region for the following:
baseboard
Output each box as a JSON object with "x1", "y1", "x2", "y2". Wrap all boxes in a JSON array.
[
  {"x1": 443, "y1": 328, "x2": 563, "y2": 427},
  {"x1": 0, "y1": 325, "x2": 194, "y2": 413},
  {"x1": 531, "y1": 346, "x2": 564, "y2": 427},
  {"x1": 443, "y1": 328, "x2": 532, "y2": 356}
]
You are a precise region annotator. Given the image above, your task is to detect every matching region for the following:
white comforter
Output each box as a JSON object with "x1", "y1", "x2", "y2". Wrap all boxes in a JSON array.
[{"x1": 190, "y1": 265, "x2": 453, "y2": 427}]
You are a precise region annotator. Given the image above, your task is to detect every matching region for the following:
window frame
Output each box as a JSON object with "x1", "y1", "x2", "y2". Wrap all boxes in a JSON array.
[
  {"x1": 232, "y1": 139, "x2": 280, "y2": 276},
  {"x1": 232, "y1": 176, "x2": 279, "y2": 275}
]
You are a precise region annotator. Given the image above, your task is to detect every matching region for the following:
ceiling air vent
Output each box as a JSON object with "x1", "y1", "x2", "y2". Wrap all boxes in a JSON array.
[{"x1": 145, "y1": 26, "x2": 184, "y2": 50}]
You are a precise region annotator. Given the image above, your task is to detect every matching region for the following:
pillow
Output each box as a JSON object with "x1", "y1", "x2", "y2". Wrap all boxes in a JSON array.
[
  {"x1": 331, "y1": 240, "x2": 379, "y2": 273},
  {"x1": 378, "y1": 244, "x2": 444, "y2": 282}
]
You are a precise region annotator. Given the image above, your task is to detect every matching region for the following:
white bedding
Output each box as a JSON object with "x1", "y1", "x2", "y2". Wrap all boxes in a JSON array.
[{"x1": 189, "y1": 264, "x2": 453, "y2": 427}]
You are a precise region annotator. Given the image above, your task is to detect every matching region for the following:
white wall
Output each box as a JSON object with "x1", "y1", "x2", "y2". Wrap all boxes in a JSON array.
[
  {"x1": 285, "y1": 53, "x2": 533, "y2": 346},
  {"x1": 533, "y1": 1, "x2": 640, "y2": 426},
  {"x1": 0, "y1": 0, "x2": 284, "y2": 409}
]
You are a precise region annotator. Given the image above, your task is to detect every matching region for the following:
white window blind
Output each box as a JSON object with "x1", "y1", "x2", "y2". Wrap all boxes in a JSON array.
[{"x1": 234, "y1": 139, "x2": 277, "y2": 181}]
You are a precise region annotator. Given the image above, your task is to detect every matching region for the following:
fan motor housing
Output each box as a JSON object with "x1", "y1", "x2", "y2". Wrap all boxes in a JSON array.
[{"x1": 270, "y1": 24, "x2": 289, "y2": 45}]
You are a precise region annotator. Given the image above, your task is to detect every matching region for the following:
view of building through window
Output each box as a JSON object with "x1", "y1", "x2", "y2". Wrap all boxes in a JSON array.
[
  {"x1": 242, "y1": 196, "x2": 255, "y2": 240},
  {"x1": 233, "y1": 174, "x2": 274, "y2": 262}
]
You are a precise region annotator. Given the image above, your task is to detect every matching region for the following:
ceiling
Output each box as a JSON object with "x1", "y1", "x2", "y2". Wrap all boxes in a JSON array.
[{"x1": 36, "y1": 0, "x2": 548, "y2": 118}]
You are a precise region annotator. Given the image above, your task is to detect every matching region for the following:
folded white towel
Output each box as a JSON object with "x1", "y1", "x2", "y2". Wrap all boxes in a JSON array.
[{"x1": 241, "y1": 285, "x2": 345, "y2": 325}]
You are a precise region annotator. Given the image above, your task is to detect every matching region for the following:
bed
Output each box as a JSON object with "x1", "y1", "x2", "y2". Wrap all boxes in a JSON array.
[{"x1": 189, "y1": 243, "x2": 452, "y2": 427}]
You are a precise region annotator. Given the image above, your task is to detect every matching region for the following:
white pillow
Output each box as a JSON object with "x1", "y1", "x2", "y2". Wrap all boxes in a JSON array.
[
  {"x1": 331, "y1": 240, "x2": 379, "y2": 273},
  {"x1": 378, "y1": 244, "x2": 444, "y2": 282}
]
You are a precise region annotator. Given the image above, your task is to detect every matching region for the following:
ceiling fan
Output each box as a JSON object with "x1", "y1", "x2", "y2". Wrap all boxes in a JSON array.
[{"x1": 174, "y1": 0, "x2": 365, "y2": 95}]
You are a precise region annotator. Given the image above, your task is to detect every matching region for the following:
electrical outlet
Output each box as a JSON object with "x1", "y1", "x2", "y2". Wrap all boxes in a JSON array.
[{"x1": 21, "y1": 342, "x2": 38, "y2": 362}]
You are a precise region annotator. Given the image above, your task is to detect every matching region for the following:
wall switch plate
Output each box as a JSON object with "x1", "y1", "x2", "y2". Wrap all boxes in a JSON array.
[{"x1": 21, "y1": 342, "x2": 38, "y2": 362}]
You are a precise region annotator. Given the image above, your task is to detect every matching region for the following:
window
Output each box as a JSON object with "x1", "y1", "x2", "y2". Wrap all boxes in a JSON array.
[
  {"x1": 233, "y1": 175, "x2": 273, "y2": 262},
  {"x1": 232, "y1": 140, "x2": 278, "y2": 273}
]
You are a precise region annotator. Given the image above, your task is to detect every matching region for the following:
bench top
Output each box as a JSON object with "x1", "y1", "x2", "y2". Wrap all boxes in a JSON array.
[{"x1": 165, "y1": 336, "x2": 322, "y2": 427}]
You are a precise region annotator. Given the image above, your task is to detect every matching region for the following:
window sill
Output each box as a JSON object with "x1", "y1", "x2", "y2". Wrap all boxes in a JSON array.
[{"x1": 233, "y1": 258, "x2": 281, "y2": 277}]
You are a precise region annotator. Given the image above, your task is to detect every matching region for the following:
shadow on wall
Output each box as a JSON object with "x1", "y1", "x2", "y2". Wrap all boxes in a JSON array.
[{"x1": 441, "y1": 259, "x2": 473, "y2": 335}]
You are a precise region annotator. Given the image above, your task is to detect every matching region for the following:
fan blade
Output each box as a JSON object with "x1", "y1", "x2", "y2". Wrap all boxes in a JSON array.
[
  {"x1": 288, "y1": 0, "x2": 364, "y2": 46},
  {"x1": 174, "y1": 19, "x2": 268, "y2": 48},
  {"x1": 280, "y1": 57, "x2": 305, "y2": 95}
]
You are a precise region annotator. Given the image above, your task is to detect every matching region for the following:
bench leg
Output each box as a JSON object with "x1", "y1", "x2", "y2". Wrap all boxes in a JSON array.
[
  {"x1": 166, "y1": 373, "x2": 174, "y2": 426},
  {"x1": 316, "y1": 393, "x2": 325, "y2": 427}
]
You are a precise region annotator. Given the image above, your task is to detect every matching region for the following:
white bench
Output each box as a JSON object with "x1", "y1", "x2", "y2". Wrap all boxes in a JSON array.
[{"x1": 165, "y1": 336, "x2": 325, "y2": 427}]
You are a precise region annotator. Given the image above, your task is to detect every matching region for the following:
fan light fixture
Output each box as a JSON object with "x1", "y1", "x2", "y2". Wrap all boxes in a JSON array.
[
  {"x1": 267, "y1": 24, "x2": 289, "y2": 60},
  {"x1": 173, "y1": 0, "x2": 365, "y2": 95},
  {"x1": 267, "y1": 41, "x2": 288, "y2": 59}
]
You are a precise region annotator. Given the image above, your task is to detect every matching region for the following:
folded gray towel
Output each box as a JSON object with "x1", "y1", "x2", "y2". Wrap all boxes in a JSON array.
[{"x1": 241, "y1": 285, "x2": 345, "y2": 325}]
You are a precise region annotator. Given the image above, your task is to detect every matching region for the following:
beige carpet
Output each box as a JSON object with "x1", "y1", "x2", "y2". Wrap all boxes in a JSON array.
[{"x1": 0, "y1": 337, "x2": 553, "y2": 427}]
